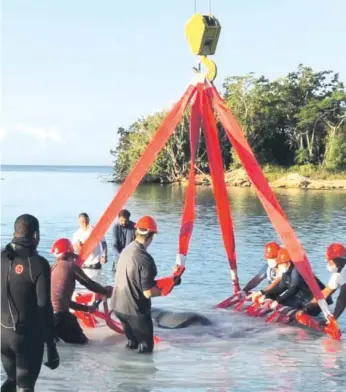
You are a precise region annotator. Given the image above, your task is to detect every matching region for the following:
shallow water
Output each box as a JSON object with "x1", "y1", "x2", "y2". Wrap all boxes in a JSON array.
[{"x1": 1, "y1": 165, "x2": 346, "y2": 392}]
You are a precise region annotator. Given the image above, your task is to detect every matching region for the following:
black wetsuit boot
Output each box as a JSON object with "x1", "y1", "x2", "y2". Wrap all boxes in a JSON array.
[
  {"x1": 126, "y1": 340, "x2": 139, "y2": 350},
  {"x1": 138, "y1": 341, "x2": 153, "y2": 354}
]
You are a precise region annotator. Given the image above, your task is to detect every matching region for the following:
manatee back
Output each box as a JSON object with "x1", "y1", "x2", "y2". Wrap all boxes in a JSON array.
[{"x1": 153, "y1": 309, "x2": 212, "y2": 329}]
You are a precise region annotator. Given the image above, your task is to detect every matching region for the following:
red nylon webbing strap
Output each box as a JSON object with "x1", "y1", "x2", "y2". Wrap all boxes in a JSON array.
[
  {"x1": 78, "y1": 85, "x2": 196, "y2": 266},
  {"x1": 178, "y1": 86, "x2": 202, "y2": 256},
  {"x1": 201, "y1": 88, "x2": 240, "y2": 293},
  {"x1": 152, "y1": 86, "x2": 203, "y2": 297},
  {"x1": 210, "y1": 86, "x2": 324, "y2": 301}
]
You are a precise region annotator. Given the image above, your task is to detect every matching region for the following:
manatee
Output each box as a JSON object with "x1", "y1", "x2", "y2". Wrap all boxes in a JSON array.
[{"x1": 151, "y1": 307, "x2": 212, "y2": 329}]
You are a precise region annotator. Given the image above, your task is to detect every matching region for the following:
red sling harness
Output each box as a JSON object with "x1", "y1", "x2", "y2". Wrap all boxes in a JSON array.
[{"x1": 74, "y1": 74, "x2": 341, "y2": 341}]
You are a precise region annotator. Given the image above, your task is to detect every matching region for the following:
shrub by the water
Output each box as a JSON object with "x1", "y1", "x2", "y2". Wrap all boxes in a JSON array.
[{"x1": 111, "y1": 65, "x2": 346, "y2": 183}]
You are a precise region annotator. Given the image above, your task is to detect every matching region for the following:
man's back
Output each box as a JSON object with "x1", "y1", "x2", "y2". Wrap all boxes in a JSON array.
[
  {"x1": 51, "y1": 258, "x2": 76, "y2": 313},
  {"x1": 111, "y1": 241, "x2": 157, "y2": 315},
  {"x1": 1, "y1": 241, "x2": 50, "y2": 331}
]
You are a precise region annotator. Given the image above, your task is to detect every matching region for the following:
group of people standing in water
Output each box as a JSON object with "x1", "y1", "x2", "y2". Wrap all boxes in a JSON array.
[
  {"x1": 1, "y1": 210, "x2": 179, "y2": 391},
  {"x1": 1, "y1": 212, "x2": 345, "y2": 391}
]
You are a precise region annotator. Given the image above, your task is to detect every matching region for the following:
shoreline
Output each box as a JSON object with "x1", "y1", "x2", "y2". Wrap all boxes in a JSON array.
[{"x1": 104, "y1": 168, "x2": 346, "y2": 190}]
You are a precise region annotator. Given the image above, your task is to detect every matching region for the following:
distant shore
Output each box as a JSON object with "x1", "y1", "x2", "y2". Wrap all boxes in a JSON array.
[
  {"x1": 185, "y1": 169, "x2": 346, "y2": 191},
  {"x1": 105, "y1": 166, "x2": 346, "y2": 191}
]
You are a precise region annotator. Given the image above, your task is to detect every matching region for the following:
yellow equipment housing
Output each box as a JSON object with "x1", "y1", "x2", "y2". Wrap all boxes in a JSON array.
[{"x1": 185, "y1": 13, "x2": 221, "y2": 56}]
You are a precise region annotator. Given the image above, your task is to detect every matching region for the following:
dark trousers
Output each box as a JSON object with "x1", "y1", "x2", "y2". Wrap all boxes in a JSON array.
[
  {"x1": 1, "y1": 326, "x2": 44, "y2": 391},
  {"x1": 115, "y1": 312, "x2": 154, "y2": 353},
  {"x1": 54, "y1": 311, "x2": 88, "y2": 344},
  {"x1": 303, "y1": 302, "x2": 322, "y2": 317}
]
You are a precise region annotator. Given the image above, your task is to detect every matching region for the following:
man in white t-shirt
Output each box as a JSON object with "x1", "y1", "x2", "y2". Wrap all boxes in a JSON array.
[
  {"x1": 305, "y1": 243, "x2": 346, "y2": 322},
  {"x1": 72, "y1": 213, "x2": 107, "y2": 270}
]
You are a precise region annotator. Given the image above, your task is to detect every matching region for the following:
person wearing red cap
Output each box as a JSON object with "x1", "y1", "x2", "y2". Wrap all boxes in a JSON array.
[
  {"x1": 307, "y1": 243, "x2": 346, "y2": 323},
  {"x1": 110, "y1": 216, "x2": 180, "y2": 354},
  {"x1": 251, "y1": 242, "x2": 282, "y2": 301},
  {"x1": 50, "y1": 238, "x2": 112, "y2": 344},
  {"x1": 259, "y1": 248, "x2": 329, "y2": 313}
]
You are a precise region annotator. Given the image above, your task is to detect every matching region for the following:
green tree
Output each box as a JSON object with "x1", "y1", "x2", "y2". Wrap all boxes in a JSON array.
[{"x1": 112, "y1": 65, "x2": 346, "y2": 182}]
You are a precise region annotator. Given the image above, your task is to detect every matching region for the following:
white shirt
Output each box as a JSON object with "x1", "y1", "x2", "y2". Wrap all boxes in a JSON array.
[
  {"x1": 327, "y1": 268, "x2": 346, "y2": 290},
  {"x1": 266, "y1": 266, "x2": 277, "y2": 283},
  {"x1": 72, "y1": 225, "x2": 105, "y2": 266}
]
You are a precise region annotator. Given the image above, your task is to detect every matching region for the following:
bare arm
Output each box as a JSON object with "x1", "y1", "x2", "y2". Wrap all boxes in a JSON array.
[
  {"x1": 101, "y1": 240, "x2": 108, "y2": 263},
  {"x1": 143, "y1": 286, "x2": 162, "y2": 299},
  {"x1": 72, "y1": 264, "x2": 109, "y2": 296},
  {"x1": 309, "y1": 286, "x2": 336, "y2": 304}
]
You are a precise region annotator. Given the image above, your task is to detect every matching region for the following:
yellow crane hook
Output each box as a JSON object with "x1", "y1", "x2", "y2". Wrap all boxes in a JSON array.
[{"x1": 185, "y1": 13, "x2": 221, "y2": 82}]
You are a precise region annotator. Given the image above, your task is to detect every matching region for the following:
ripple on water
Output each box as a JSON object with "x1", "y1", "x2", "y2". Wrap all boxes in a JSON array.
[{"x1": 1, "y1": 168, "x2": 346, "y2": 392}]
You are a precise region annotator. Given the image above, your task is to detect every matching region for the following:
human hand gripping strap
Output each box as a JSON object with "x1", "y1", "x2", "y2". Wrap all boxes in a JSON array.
[{"x1": 155, "y1": 265, "x2": 186, "y2": 296}]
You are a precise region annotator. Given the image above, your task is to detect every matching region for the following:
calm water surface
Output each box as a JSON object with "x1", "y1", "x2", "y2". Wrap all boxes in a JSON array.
[{"x1": 1, "y1": 165, "x2": 345, "y2": 392}]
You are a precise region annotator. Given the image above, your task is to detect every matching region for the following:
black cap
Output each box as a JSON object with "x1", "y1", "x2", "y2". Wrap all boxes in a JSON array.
[
  {"x1": 118, "y1": 209, "x2": 131, "y2": 219},
  {"x1": 14, "y1": 214, "x2": 40, "y2": 238}
]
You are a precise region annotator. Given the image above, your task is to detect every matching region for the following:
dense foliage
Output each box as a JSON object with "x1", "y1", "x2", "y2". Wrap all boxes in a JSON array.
[{"x1": 111, "y1": 65, "x2": 346, "y2": 183}]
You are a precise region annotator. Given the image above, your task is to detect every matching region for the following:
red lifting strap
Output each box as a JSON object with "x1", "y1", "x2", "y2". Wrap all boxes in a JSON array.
[
  {"x1": 201, "y1": 88, "x2": 240, "y2": 293},
  {"x1": 178, "y1": 86, "x2": 202, "y2": 256},
  {"x1": 155, "y1": 85, "x2": 203, "y2": 296},
  {"x1": 210, "y1": 85, "x2": 325, "y2": 302},
  {"x1": 77, "y1": 84, "x2": 196, "y2": 267}
]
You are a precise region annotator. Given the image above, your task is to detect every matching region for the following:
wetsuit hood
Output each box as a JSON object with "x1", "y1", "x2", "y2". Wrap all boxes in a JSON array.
[{"x1": 11, "y1": 237, "x2": 38, "y2": 253}]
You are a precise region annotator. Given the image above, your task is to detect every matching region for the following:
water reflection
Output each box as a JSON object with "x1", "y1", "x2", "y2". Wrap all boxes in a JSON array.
[{"x1": 1, "y1": 169, "x2": 346, "y2": 392}]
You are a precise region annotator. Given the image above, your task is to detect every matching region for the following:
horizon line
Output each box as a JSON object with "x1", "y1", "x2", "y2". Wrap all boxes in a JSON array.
[{"x1": 1, "y1": 163, "x2": 113, "y2": 167}]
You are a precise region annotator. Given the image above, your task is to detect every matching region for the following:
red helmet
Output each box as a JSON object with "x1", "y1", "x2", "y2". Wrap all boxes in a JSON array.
[
  {"x1": 51, "y1": 238, "x2": 74, "y2": 257},
  {"x1": 325, "y1": 243, "x2": 346, "y2": 261},
  {"x1": 135, "y1": 216, "x2": 158, "y2": 234},
  {"x1": 276, "y1": 248, "x2": 291, "y2": 264},
  {"x1": 264, "y1": 242, "x2": 280, "y2": 259}
]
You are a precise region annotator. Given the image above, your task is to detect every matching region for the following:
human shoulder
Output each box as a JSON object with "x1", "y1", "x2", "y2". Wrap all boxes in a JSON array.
[
  {"x1": 35, "y1": 254, "x2": 51, "y2": 270},
  {"x1": 327, "y1": 272, "x2": 340, "y2": 290},
  {"x1": 129, "y1": 221, "x2": 136, "y2": 229},
  {"x1": 129, "y1": 242, "x2": 153, "y2": 263},
  {"x1": 72, "y1": 228, "x2": 82, "y2": 242},
  {"x1": 26, "y1": 253, "x2": 51, "y2": 280},
  {"x1": 340, "y1": 267, "x2": 346, "y2": 286},
  {"x1": 1, "y1": 244, "x2": 15, "y2": 260}
]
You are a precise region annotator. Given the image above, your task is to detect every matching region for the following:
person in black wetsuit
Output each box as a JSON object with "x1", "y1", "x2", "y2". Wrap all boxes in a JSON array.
[
  {"x1": 50, "y1": 238, "x2": 113, "y2": 344},
  {"x1": 261, "y1": 247, "x2": 331, "y2": 315},
  {"x1": 112, "y1": 209, "x2": 136, "y2": 272},
  {"x1": 110, "y1": 216, "x2": 181, "y2": 354},
  {"x1": 1, "y1": 214, "x2": 59, "y2": 392}
]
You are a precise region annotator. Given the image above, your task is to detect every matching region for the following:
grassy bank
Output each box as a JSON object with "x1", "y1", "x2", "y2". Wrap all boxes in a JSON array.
[{"x1": 261, "y1": 164, "x2": 346, "y2": 182}]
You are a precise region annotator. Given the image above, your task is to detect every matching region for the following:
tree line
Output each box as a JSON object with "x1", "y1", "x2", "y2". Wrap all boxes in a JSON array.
[{"x1": 111, "y1": 65, "x2": 346, "y2": 183}]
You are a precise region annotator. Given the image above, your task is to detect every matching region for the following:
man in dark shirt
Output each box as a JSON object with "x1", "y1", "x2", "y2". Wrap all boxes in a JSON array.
[
  {"x1": 112, "y1": 209, "x2": 136, "y2": 271},
  {"x1": 51, "y1": 238, "x2": 113, "y2": 344},
  {"x1": 1, "y1": 214, "x2": 59, "y2": 392},
  {"x1": 111, "y1": 215, "x2": 179, "y2": 353}
]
